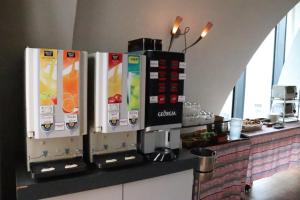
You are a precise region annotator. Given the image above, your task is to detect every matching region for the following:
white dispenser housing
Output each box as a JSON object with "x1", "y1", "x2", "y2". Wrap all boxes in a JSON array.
[
  {"x1": 25, "y1": 47, "x2": 87, "y2": 178},
  {"x1": 88, "y1": 52, "x2": 145, "y2": 167}
]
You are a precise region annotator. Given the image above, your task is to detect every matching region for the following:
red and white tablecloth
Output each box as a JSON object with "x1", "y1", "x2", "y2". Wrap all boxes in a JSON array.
[
  {"x1": 193, "y1": 139, "x2": 251, "y2": 200},
  {"x1": 244, "y1": 123, "x2": 300, "y2": 186}
]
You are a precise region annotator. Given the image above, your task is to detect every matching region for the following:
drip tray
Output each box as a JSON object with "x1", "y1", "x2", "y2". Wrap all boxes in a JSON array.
[
  {"x1": 30, "y1": 157, "x2": 86, "y2": 179},
  {"x1": 93, "y1": 150, "x2": 144, "y2": 169}
]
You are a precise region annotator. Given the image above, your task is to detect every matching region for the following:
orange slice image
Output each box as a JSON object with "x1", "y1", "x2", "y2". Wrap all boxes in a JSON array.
[{"x1": 62, "y1": 92, "x2": 75, "y2": 113}]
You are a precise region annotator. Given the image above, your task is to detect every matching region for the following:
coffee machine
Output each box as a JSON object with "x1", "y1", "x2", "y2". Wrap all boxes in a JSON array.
[
  {"x1": 128, "y1": 39, "x2": 186, "y2": 161},
  {"x1": 87, "y1": 52, "x2": 145, "y2": 168},
  {"x1": 25, "y1": 48, "x2": 87, "y2": 178}
]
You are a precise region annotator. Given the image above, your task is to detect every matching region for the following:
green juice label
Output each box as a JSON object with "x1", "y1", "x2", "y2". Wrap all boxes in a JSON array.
[{"x1": 127, "y1": 55, "x2": 140, "y2": 110}]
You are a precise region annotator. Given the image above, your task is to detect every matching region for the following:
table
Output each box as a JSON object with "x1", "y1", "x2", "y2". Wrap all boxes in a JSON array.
[
  {"x1": 244, "y1": 122, "x2": 300, "y2": 186},
  {"x1": 192, "y1": 138, "x2": 251, "y2": 200}
]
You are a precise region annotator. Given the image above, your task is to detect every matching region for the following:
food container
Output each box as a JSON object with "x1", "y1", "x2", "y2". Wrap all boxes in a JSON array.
[
  {"x1": 242, "y1": 122, "x2": 263, "y2": 132},
  {"x1": 215, "y1": 122, "x2": 228, "y2": 133}
]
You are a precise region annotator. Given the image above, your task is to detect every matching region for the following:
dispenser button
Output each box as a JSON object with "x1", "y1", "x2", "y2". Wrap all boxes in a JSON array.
[
  {"x1": 158, "y1": 82, "x2": 166, "y2": 93},
  {"x1": 179, "y1": 73, "x2": 186, "y2": 80},
  {"x1": 40, "y1": 115, "x2": 54, "y2": 131},
  {"x1": 150, "y1": 72, "x2": 158, "y2": 79},
  {"x1": 179, "y1": 62, "x2": 186, "y2": 69},
  {"x1": 109, "y1": 119, "x2": 119, "y2": 127},
  {"x1": 150, "y1": 60, "x2": 158, "y2": 68},
  {"x1": 65, "y1": 114, "x2": 78, "y2": 129},
  {"x1": 159, "y1": 71, "x2": 167, "y2": 81},
  {"x1": 158, "y1": 95, "x2": 166, "y2": 104},
  {"x1": 171, "y1": 71, "x2": 178, "y2": 81},
  {"x1": 171, "y1": 60, "x2": 179, "y2": 70},
  {"x1": 170, "y1": 95, "x2": 177, "y2": 104},
  {"x1": 128, "y1": 110, "x2": 138, "y2": 125},
  {"x1": 170, "y1": 83, "x2": 178, "y2": 93},
  {"x1": 150, "y1": 96, "x2": 158, "y2": 103},
  {"x1": 178, "y1": 95, "x2": 185, "y2": 102},
  {"x1": 109, "y1": 111, "x2": 119, "y2": 126}
]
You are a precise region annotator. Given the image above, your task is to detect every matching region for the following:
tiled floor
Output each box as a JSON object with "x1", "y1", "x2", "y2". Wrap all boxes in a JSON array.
[{"x1": 246, "y1": 168, "x2": 300, "y2": 200}]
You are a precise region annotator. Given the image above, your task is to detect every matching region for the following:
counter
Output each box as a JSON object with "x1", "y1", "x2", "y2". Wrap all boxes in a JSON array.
[
  {"x1": 17, "y1": 122, "x2": 300, "y2": 200},
  {"x1": 16, "y1": 149, "x2": 197, "y2": 200}
]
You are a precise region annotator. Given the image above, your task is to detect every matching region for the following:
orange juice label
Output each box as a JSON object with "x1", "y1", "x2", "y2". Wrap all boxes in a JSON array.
[
  {"x1": 62, "y1": 50, "x2": 80, "y2": 113},
  {"x1": 39, "y1": 49, "x2": 58, "y2": 106},
  {"x1": 108, "y1": 53, "x2": 122, "y2": 104}
]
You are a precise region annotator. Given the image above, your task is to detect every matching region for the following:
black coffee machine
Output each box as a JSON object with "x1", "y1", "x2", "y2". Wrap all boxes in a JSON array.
[{"x1": 128, "y1": 38, "x2": 186, "y2": 161}]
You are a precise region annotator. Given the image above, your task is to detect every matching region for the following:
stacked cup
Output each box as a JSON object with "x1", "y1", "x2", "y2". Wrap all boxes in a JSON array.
[{"x1": 229, "y1": 118, "x2": 242, "y2": 140}]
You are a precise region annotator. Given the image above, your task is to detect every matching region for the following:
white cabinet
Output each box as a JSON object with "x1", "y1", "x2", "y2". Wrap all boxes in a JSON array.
[
  {"x1": 42, "y1": 170, "x2": 193, "y2": 200},
  {"x1": 43, "y1": 184, "x2": 122, "y2": 200},
  {"x1": 123, "y1": 169, "x2": 193, "y2": 200}
]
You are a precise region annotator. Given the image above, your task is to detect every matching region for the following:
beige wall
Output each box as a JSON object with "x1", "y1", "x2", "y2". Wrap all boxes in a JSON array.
[
  {"x1": 0, "y1": 0, "x2": 77, "y2": 67},
  {"x1": 0, "y1": 1, "x2": 78, "y2": 197},
  {"x1": 73, "y1": 0, "x2": 299, "y2": 113}
]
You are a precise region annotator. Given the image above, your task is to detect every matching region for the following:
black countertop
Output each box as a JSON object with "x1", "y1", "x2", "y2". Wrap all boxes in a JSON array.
[{"x1": 16, "y1": 149, "x2": 197, "y2": 200}]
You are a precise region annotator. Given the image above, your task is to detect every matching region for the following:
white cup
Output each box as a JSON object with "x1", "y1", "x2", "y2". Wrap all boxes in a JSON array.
[
  {"x1": 269, "y1": 113, "x2": 279, "y2": 123},
  {"x1": 230, "y1": 118, "x2": 242, "y2": 140}
]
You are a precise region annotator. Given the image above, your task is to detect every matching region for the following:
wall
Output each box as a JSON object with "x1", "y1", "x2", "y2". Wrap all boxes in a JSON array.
[
  {"x1": 73, "y1": 0, "x2": 299, "y2": 113},
  {"x1": 0, "y1": 0, "x2": 77, "y2": 199}
]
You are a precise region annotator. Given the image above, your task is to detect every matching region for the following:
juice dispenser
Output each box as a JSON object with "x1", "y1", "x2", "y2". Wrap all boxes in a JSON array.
[
  {"x1": 88, "y1": 52, "x2": 145, "y2": 168},
  {"x1": 25, "y1": 48, "x2": 87, "y2": 178},
  {"x1": 135, "y1": 50, "x2": 186, "y2": 161}
]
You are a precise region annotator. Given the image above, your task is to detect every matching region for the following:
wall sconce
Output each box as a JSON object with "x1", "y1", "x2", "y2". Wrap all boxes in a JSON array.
[
  {"x1": 167, "y1": 16, "x2": 213, "y2": 53},
  {"x1": 182, "y1": 22, "x2": 213, "y2": 53},
  {"x1": 168, "y1": 16, "x2": 183, "y2": 51}
]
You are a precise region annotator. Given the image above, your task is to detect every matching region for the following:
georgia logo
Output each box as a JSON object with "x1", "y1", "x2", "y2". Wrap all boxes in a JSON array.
[{"x1": 157, "y1": 110, "x2": 176, "y2": 117}]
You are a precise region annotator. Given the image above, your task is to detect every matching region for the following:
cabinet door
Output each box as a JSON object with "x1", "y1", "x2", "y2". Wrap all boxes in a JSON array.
[
  {"x1": 43, "y1": 184, "x2": 122, "y2": 200},
  {"x1": 123, "y1": 169, "x2": 193, "y2": 200}
]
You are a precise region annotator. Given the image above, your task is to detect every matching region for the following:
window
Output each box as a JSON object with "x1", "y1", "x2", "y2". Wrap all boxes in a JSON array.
[
  {"x1": 243, "y1": 29, "x2": 275, "y2": 118},
  {"x1": 219, "y1": 91, "x2": 233, "y2": 119},
  {"x1": 285, "y1": 1, "x2": 300, "y2": 60},
  {"x1": 278, "y1": 2, "x2": 300, "y2": 92}
]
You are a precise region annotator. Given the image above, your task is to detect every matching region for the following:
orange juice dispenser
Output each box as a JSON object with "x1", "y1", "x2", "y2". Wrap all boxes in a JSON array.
[
  {"x1": 88, "y1": 52, "x2": 145, "y2": 168},
  {"x1": 25, "y1": 47, "x2": 87, "y2": 178}
]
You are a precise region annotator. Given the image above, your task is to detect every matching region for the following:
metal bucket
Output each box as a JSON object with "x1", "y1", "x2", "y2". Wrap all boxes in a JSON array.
[
  {"x1": 191, "y1": 148, "x2": 216, "y2": 173},
  {"x1": 192, "y1": 148, "x2": 217, "y2": 200}
]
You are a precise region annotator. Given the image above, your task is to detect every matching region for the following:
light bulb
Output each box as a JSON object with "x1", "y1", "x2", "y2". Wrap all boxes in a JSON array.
[
  {"x1": 172, "y1": 16, "x2": 183, "y2": 34},
  {"x1": 200, "y1": 22, "x2": 213, "y2": 38}
]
